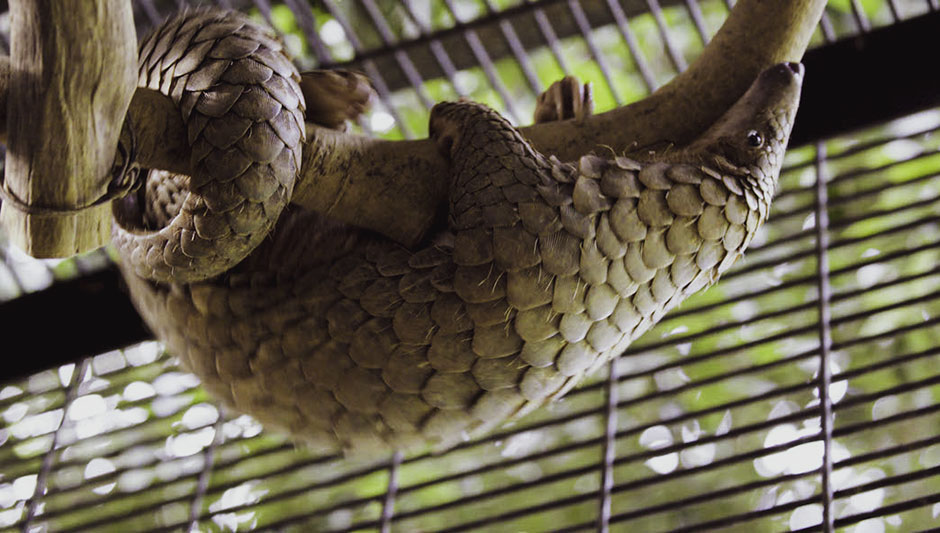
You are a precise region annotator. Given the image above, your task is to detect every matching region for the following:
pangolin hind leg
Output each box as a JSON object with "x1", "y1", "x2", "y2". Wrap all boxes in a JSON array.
[
  {"x1": 298, "y1": 70, "x2": 376, "y2": 131},
  {"x1": 534, "y1": 76, "x2": 594, "y2": 123}
]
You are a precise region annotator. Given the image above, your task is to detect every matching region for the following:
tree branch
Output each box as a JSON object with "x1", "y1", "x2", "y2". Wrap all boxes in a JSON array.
[
  {"x1": 291, "y1": 0, "x2": 828, "y2": 245},
  {"x1": 0, "y1": 0, "x2": 137, "y2": 257}
]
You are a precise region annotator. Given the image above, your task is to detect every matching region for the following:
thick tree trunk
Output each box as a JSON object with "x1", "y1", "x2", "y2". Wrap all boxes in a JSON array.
[{"x1": 0, "y1": 0, "x2": 137, "y2": 257}]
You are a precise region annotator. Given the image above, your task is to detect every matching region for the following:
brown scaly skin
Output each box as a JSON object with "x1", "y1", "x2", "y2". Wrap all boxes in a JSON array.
[
  {"x1": 121, "y1": 33, "x2": 803, "y2": 455},
  {"x1": 112, "y1": 9, "x2": 306, "y2": 284}
]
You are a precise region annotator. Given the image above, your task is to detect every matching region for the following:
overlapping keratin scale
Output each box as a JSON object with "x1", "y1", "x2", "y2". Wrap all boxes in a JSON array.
[
  {"x1": 112, "y1": 9, "x2": 305, "y2": 283},
  {"x1": 124, "y1": 96, "x2": 771, "y2": 454}
]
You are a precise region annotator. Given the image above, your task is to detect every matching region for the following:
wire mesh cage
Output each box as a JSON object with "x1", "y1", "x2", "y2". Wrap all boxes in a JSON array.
[{"x1": 1, "y1": 0, "x2": 939, "y2": 532}]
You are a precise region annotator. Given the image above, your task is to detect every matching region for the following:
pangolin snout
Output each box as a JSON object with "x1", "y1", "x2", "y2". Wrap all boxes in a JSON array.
[
  {"x1": 783, "y1": 62, "x2": 803, "y2": 76},
  {"x1": 775, "y1": 62, "x2": 804, "y2": 83}
]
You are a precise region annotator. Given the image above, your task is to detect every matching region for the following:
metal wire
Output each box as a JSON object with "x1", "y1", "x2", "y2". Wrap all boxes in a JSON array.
[
  {"x1": 318, "y1": 0, "x2": 416, "y2": 136},
  {"x1": 359, "y1": 0, "x2": 436, "y2": 108},
  {"x1": 283, "y1": 0, "x2": 331, "y2": 62},
  {"x1": 812, "y1": 142, "x2": 835, "y2": 533},
  {"x1": 527, "y1": 0, "x2": 572, "y2": 75},
  {"x1": 380, "y1": 451, "x2": 403, "y2": 533},
  {"x1": 482, "y1": 0, "x2": 544, "y2": 95},
  {"x1": 398, "y1": 0, "x2": 467, "y2": 97},
  {"x1": 886, "y1": 0, "x2": 902, "y2": 21},
  {"x1": 567, "y1": 0, "x2": 623, "y2": 104},
  {"x1": 645, "y1": 0, "x2": 688, "y2": 72},
  {"x1": 22, "y1": 359, "x2": 89, "y2": 531},
  {"x1": 0, "y1": 2, "x2": 937, "y2": 532},
  {"x1": 819, "y1": 10, "x2": 838, "y2": 43},
  {"x1": 683, "y1": 0, "x2": 710, "y2": 45},
  {"x1": 603, "y1": 0, "x2": 657, "y2": 91},
  {"x1": 187, "y1": 407, "x2": 227, "y2": 531},
  {"x1": 850, "y1": 0, "x2": 873, "y2": 32},
  {"x1": 441, "y1": 0, "x2": 522, "y2": 121},
  {"x1": 597, "y1": 360, "x2": 618, "y2": 533}
]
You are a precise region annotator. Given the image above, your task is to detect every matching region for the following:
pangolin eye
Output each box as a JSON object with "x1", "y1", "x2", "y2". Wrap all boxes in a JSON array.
[{"x1": 746, "y1": 130, "x2": 763, "y2": 148}]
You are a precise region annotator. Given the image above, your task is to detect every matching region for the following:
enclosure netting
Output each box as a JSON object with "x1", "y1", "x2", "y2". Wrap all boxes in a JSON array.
[{"x1": 1, "y1": 0, "x2": 939, "y2": 531}]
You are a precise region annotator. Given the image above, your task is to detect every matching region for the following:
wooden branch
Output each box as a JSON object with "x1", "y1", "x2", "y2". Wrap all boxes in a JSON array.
[
  {"x1": 0, "y1": 0, "x2": 137, "y2": 258},
  {"x1": 292, "y1": 0, "x2": 829, "y2": 245}
]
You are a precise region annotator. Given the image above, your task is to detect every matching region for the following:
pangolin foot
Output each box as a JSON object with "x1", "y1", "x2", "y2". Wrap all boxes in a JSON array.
[
  {"x1": 533, "y1": 75, "x2": 593, "y2": 123},
  {"x1": 299, "y1": 69, "x2": 376, "y2": 130}
]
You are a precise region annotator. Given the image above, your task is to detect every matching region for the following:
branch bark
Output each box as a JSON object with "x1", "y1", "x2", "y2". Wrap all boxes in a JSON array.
[
  {"x1": 0, "y1": 0, "x2": 137, "y2": 257},
  {"x1": 293, "y1": 0, "x2": 828, "y2": 245}
]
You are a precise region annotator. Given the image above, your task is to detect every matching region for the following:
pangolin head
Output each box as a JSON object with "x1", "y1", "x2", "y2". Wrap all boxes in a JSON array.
[{"x1": 688, "y1": 62, "x2": 804, "y2": 199}]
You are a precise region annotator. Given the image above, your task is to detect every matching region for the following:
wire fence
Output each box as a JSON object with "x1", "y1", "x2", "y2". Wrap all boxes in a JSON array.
[{"x1": 0, "y1": 0, "x2": 939, "y2": 532}]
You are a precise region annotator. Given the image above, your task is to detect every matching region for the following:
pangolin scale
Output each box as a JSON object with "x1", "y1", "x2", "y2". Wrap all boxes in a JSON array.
[{"x1": 113, "y1": 9, "x2": 804, "y2": 454}]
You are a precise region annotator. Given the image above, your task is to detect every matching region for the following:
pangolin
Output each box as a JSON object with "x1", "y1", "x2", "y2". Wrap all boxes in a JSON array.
[{"x1": 113, "y1": 9, "x2": 804, "y2": 454}]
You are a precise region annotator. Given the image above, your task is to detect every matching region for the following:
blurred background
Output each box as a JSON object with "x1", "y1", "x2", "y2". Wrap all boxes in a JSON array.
[{"x1": 0, "y1": 0, "x2": 939, "y2": 531}]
